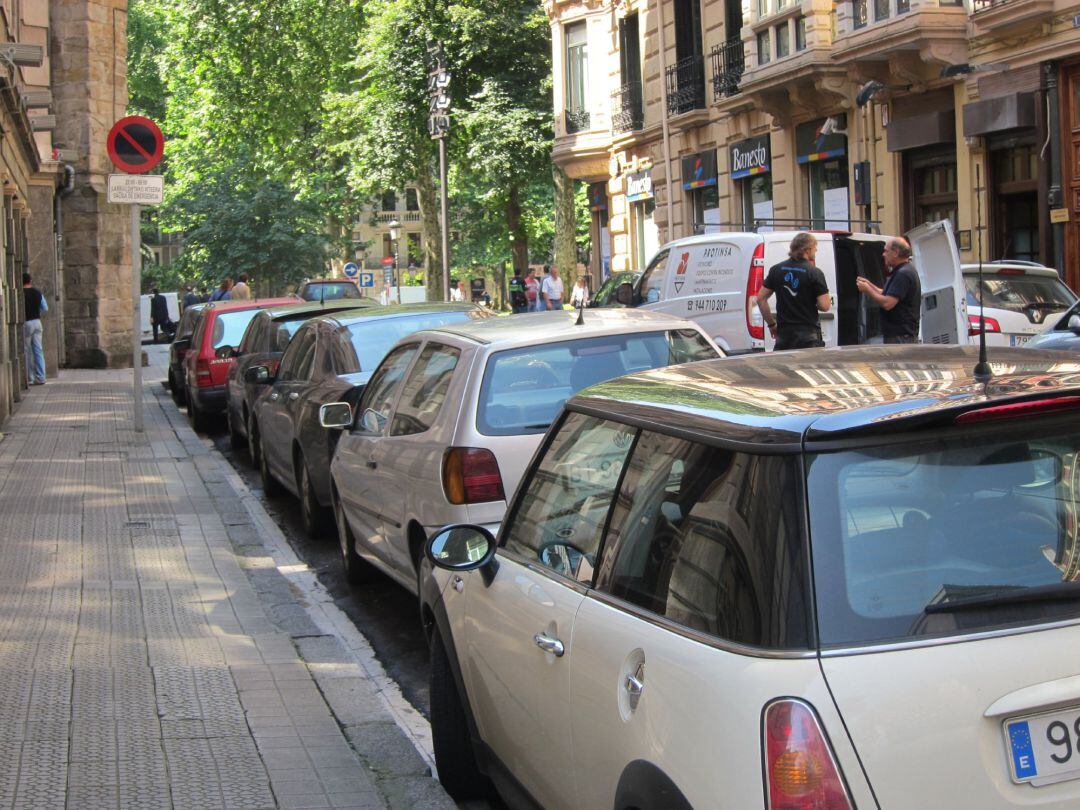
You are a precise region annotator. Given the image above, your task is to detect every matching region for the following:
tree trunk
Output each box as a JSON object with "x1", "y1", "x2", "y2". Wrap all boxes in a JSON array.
[
  {"x1": 552, "y1": 163, "x2": 577, "y2": 282},
  {"x1": 415, "y1": 166, "x2": 444, "y2": 302},
  {"x1": 507, "y1": 184, "x2": 528, "y2": 276}
]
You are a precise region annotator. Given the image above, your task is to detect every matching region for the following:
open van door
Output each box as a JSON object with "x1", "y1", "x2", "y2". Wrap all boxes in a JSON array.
[{"x1": 907, "y1": 221, "x2": 967, "y2": 344}]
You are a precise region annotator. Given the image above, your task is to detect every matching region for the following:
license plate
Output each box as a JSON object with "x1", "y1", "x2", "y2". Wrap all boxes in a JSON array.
[
  {"x1": 1006, "y1": 707, "x2": 1080, "y2": 786},
  {"x1": 1010, "y1": 334, "x2": 1032, "y2": 347}
]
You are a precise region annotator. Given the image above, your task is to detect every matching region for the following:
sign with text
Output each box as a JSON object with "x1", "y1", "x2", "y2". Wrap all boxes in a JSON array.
[
  {"x1": 730, "y1": 135, "x2": 771, "y2": 180},
  {"x1": 626, "y1": 170, "x2": 654, "y2": 202},
  {"x1": 107, "y1": 115, "x2": 164, "y2": 174},
  {"x1": 107, "y1": 174, "x2": 164, "y2": 205}
]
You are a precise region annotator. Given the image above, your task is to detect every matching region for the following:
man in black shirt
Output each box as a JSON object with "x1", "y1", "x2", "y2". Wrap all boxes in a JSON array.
[
  {"x1": 856, "y1": 237, "x2": 921, "y2": 343},
  {"x1": 22, "y1": 273, "x2": 47, "y2": 385},
  {"x1": 150, "y1": 289, "x2": 171, "y2": 343},
  {"x1": 756, "y1": 233, "x2": 831, "y2": 350}
]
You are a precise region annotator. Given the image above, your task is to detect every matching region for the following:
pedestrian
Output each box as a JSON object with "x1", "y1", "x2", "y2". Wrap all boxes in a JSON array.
[
  {"x1": 856, "y1": 237, "x2": 921, "y2": 344},
  {"x1": 756, "y1": 232, "x2": 831, "y2": 350},
  {"x1": 570, "y1": 275, "x2": 590, "y2": 308},
  {"x1": 450, "y1": 280, "x2": 467, "y2": 302},
  {"x1": 538, "y1": 265, "x2": 551, "y2": 311},
  {"x1": 22, "y1": 273, "x2": 47, "y2": 385},
  {"x1": 209, "y1": 278, "x2": 233, "y2": 302},
  {"x1": 149, "y1": 288, "x2": 171, "y2": 344},
  {"x1": 542, "y1": 266, "x2": 565, "y2": 310},
  {"x1": 182, "y1": 285, "x2": 199, "y2": 309},
  {"x1": 524, "y1": 268, "x2": 540, "y2": 312},
  {"x1": 230, "y1": 273, "x2": 252, "y2": 300},
  {"x1": 509, "y1": 268, "x2": 529, "y2": 313}
]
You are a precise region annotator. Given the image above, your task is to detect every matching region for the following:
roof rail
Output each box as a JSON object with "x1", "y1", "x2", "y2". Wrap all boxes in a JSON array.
[
  {"x1": 986, "y1": 259, "x2": 1046, "y2": 267},
  {"x1": 694, "y1": 218, "x2": 883, "y2": 235}
]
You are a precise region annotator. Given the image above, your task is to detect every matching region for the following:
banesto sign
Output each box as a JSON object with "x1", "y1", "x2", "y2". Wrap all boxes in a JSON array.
[{"x1": 730, "y1": 135, "x2": 771, "y2": 180}]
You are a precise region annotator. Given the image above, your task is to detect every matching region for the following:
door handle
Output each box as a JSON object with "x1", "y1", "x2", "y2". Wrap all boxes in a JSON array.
[
  {"x1": 452, "y1": 576, "x2": 464, "y2": 593},
  {"x1": 533, "y1": 633, "x2": 565, "y2": 657},
  {"x1": 366, "y1": 460, "x2": 377, "y2": 469},
  {"x1": 288, "y1": 392, "x2": 299, "y2": 401},
  {"x1": 269, "y1": 393, "x2": 280, "y2": 401},
  {"x1": 625, "y1": 673, "x2": 644, "y2": 696}
]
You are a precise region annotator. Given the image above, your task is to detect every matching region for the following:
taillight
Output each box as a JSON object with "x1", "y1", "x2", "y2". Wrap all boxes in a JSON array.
[
  {"x1": 746, "y1": 243, "x2": 766, "y2": 340},
  {"x1": 955, "y1": 395, "x2": 1080, "y2": 424},
  {"x1": 764, "y1": 699, "x2": 852, "y2": 810},
  {"x1": 195, "y1": 357, "x2": 212, "y2": 387},
  {"x1": 968, "y1": 314, "x2": 1001, "y2": 336},
  {"x1": 443, "y1": 448, "x2": 505, "y2": 505},
  {"x1": 267, "y1": 358, "x2": 281, "y2": 377}
]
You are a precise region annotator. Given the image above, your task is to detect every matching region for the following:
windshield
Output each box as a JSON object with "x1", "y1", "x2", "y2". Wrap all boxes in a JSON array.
[
  {"x1": 211, "y1": 310, "x2": 260, "y2": 349},
  {"x1": 593, "y1": 272, "x2": 640, "y2": 308},
  {"x1": 807, "y1": 421, "x2": 1080, "y2": 647},
  {"x1": 341, "y1": 310, "x2": 478, "y2": 373},
  {"x1": 477, "y1": 329, "x2": 718, "y2": 436},
  {"x1": 964, "y1": 274, "x2": 1076, "y2": 313},
  {"x1": 302, "y1": 282, "x2": 361, "y2": 301}
]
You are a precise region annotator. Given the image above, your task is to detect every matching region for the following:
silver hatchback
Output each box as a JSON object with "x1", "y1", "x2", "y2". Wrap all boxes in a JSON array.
[{"x1": 323, "y1": 309, "x2": 722, "y2": 590}]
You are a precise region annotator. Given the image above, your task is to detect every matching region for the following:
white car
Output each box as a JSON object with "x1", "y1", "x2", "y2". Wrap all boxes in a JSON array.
[
  {"x1": 421, "y1": 344, "x2": 1080, "y2": 809},
  {"x1": 323, "y1": 309, "x2": 722, "y2": 591},
  {"x1": 964, "y1": 261, "x2": 1076, "y2": 347}
]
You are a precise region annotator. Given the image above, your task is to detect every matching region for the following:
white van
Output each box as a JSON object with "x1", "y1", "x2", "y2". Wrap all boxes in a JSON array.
[{"x1": 614, "y1": 221, "x2": 966, "y2": 353}]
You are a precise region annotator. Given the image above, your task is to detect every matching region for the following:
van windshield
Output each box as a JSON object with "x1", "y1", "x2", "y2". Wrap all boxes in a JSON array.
[{"x1": 807, "y1": 422, "x2": 1080, "y2": 647}]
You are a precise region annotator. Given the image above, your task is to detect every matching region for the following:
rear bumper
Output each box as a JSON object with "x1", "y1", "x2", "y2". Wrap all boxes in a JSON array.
[{"x1": 190, "y1": 384, "x2": 226, "y2": 412}]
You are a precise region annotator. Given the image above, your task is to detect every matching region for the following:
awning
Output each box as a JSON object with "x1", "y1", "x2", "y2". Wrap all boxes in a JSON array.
[
  {"x1": 886, "y1": 109, "x2": 955, "y2": 153},
  {"x1": 962, "y1": 92, "x2": 1036, "y2": 137}
]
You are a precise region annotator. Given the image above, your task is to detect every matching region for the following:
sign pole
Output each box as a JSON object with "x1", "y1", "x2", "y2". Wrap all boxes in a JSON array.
[
  {"x1": 131, "y1": 203, "x2": 143, "y2": 432},
  {"x1": 439, "y1": 136, "x2": 451, "y2": 302}
]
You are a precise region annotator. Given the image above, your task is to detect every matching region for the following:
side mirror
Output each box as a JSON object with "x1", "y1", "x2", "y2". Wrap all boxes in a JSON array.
[
  {"x1": 215, "y1": 345, "x2": 236, "y2": 360},
  {"x1": 319, "y1": 402, "x2": 353, "y2": 429},
  {"x1": 244, "y1": 365, "x2": 272, "y2": 385},
  {"x1": 360, "y1": 408, "x2": 385, "y2": 433},
  {"x1": 1069, "y1": 314, "x2": 1080, "y2": 334},
  {"x1": 425, "y1": 525, "x2": 497, "y2": 571},
  {"x1": 615, "y1": 282, "x2": 634, "y2": 307}
]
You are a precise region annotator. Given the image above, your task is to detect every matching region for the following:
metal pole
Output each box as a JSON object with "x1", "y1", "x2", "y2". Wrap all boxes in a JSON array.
[
  {"x1": 131, "y1": 203, "x2": 143, "y2": 432},
  {"x1": 655, "y1": 0, "x2": 676, "y2": 242},
  {"x1": 439, "y1": 136, "x2": 451, "y2": 302},
  {"x1": 393, "y1": 240, "x2": 400, "y2": 304}
]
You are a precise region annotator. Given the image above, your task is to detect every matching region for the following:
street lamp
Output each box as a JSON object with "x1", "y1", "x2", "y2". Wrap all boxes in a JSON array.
[{"x1": 389, "y1": 218, "x2": 400, "y2": 304}]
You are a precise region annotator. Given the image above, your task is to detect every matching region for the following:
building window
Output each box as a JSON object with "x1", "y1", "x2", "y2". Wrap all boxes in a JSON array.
[
  {"x1": 743, "y1": 176, "x2": 774, "y2": 227},
  {"x1": 757, "y1": 0, "x2": 769, "y2": 19},
  {"x1": 852, "y1": 0, "x2": 868, "y2": 27},
  {"x1": 795, "y1": 17, "x2": 807, "y2": 50},
  {"x1": 905, "y1": 148, "x2": 957, "y2": 232},
  {"x1": 991, "y1": 140, "x2": 1038, "y2": 262},
  {"x1": 632, "y1": 198, "x2": 659, "y2": 270},
  {"x1": 406, "y1": 232, "x2": 423, "y2": 267},
  {"x1": 874, "y1": 0, "x2": 889, "y2": 21},
  {"x1": 775, "y1": 22, "x2": 790, "y2": 59},
  {"x1": 690, "y1": 185, "x2": 720, "y2": 234},
  {"x1": 897, "y1": 0, "x2": 911, "y2": 11},
  {"x1": 808, "y1": 159, "x2": 849, "y2": 228},
  {"x1": 381, "y1": 190, "x2": 397, "y2": 211},
  {"x1": 757, "y1": 30, "x2": 771, "y2": 65},
  {"x1": 565, "y1": 21, "x2": 590, "y2": 133},
  {"x1": 406, "y1": 188, "x2": 419, "y2": 211}
]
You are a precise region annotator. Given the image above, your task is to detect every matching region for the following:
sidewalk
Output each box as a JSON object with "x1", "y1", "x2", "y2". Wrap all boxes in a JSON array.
[{"x1": 0, "y1": 350, "x2": 454, "y2": 810}]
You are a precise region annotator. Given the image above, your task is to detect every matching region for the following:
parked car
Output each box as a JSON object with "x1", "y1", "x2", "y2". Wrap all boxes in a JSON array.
[
  {"x1": 297, "y1": 278, "x2": 369, "y2": 302},
  {"x1": 181, "y1": 297, "x2": 298, "y2": 432},
  {"x1": 1027, "y1": 300, "x2": 1080, "y2": 352},
  {"x1": 420, "y1": 344, "x2": 1080, "y2": 809},
  {"x1": 964, "y1": 261, "x2": 1076, "y2": 347},
  {"x1": 323, "y1": 309, "x2": 721, "y2": 591},
  {"x1": 167, "y1": 302, "x2": 206, "y2": 406},
  {"x1": 589, "y1": 270, "x2": 641, "y2": 308},
  {"x1": 225, "y1": 298, "x2": 379, "y2": 451},
  {"x1": 249, "y1": 303, "x2": 493, "y2": 537},
  {"x1": 601, "y1": 221, "x2": 966, "y2": 353}
]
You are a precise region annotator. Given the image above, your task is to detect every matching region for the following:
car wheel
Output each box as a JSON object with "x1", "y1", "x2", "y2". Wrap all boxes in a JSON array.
[
  {"x1": 173, "y1": 374, "x2": 187, "y2": 406},
  {"x1": 333, "y1": 489, "x2": 374, "y2": 585},
  {"x1": 228, "y1": 405, "x2": 246, "y2": 451},
  {"x1": 188, "y1": 398, "x2": 211, "y2": 434},
  {"x1": 258, "y1": 435, "x2": 286, "y2": 498},
  {"x1": 430, "y1": 632, "x2": 490, "y2": 801},
  {"x1": 249, "y1": 421, "x2": 263, "y2": 469},
  {"x1": 297, "y1": 454, "x2": 330, "y2": 538}
]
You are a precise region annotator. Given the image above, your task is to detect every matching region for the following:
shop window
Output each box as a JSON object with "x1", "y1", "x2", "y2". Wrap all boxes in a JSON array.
[
  {"x1": 991, "y1": 142, "x2": 1039, "y2": 263},
  {"x1": 757, "y1": 30, "x2": 771, "y2": 64},
  {"x1": 775, "y1": 22, "x2": 790, "y2": 59},
  {"x1": 743, "y1": 175, "x2": 774, "y2": 227},
  {"x1": 690, "y1": 185, "x2": 720, "y2": 234},
  {"x1": 795, "y1": 17, "x2": 807, "y2": 50},
  {"x1": 808, "y1": 158, "x2": 849, "y2": 229}
]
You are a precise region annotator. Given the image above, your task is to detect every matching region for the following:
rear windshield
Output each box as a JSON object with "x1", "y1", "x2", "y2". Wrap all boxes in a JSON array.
[
  {"x1": 477, "y1": 329, "x2": 718, "y2": 436},
  {"x1": 964, "y1": 274, "x2": 1075, "y2": 313},
  {"x1": 211, "y1": 310, "x2": 260, "y2": 349},
  {"x1": 807, "y1": 421, "x2": 1080, "y2": 647},
  {"x1": 302, "y1": 282, "x2": 360, "y2": 301},
  {"x1": 340, "y1": 310, "x2": 478, "y2": 373}
]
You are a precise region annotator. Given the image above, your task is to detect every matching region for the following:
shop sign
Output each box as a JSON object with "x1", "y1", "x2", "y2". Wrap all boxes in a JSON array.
[
  {"x1": 589, "y1": 182, "x2": 608, "y2": 212},
  {"x1": 681, "y1": 150, "x2": 718, "y2": 190},
  {"x1": 626, "y1": 170, "x2": 654, "y2": 202},
  {"x1": 730, "y1": 136, "x2": 771, "y2": 180},
  {"x1": 796, "y1": 118, "x2": 847, "y2": 164},
  {"x1": 1050, "y1": 208, "x2": 1071, "y2": 224}
]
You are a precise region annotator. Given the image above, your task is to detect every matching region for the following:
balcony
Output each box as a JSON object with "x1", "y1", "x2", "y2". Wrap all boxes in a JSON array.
[
  {"x1": 611, "y1": 81, "x2": 644, "y2": 134},
  {"x1": 564, "y1": 107, "x2": 591, "y2": 135},
  {"x1": 710, "y1": 40, "x2": 745, "y2": 100},
  {"x1": 832, "y1": 0, "x2": 968, "y2": 79},
  {"x1": 665, "y1": 55, "x2": 706, "y2": 118},
  {"x1": 970, "y1": 0, "x2": 1054, "y2": 33},
  {"x1": 376, "y1": 211, "x2": 422, "y2": 224}
]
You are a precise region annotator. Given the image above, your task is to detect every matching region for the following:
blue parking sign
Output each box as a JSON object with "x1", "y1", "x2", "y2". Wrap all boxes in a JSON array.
[{"x1": 358, "y1": 273, "x2": 374, "y2": 288}]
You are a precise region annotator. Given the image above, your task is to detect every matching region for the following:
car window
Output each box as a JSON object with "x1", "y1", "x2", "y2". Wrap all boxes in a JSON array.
[
  {"x1": 355, "y1": 344, "x2": 419, "y2": 434},
  {"x1": 390, "y1": 343, "x2": 461, "y2": 436},
  {"x1": 964, "y1": 274, "x2": 1076, "y2": 313},
  {"x1": 595, "y1": 430, "x2": 810, "y2": 649},
  {"x1": 210, "y1": 310, "x2": 260, "y2": 350},
  {"x1": 177, "y1": 307, "x2": 201, "y2": 341},
  {"x1": 238, "y1": 314, "x2": 265, "y2": 355},
  {"x1": 476, "y1": 329, "x2": 718, "y2": 436},
  {"x1": 301, "y1": 282, "x2": 361, "y2": 301},
  {"x1": 807, "y1": 422, "x2": 1080, "y2": 647},
  {"x1": 190, "y1": 312, "x2": 207, "y2": 350},
  {"x1": 343, "y1": 310, "x2": 482, "y2": 373},
  {"x1": 274, "y1": 321, "x2": 303, "y2": 352},
  {"x1": 502, "y1": 412, "x2": 636, "y2": 584},
  {"x1": 278, "y1": 328, "x2": 317, "y2": 382},
  {"x1": 636, "y1": 248, "x2": 670, "y2": 305}
]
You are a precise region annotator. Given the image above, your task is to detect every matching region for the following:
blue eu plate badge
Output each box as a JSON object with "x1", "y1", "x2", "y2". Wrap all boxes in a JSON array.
[{"x1": 1008, "y1": 720, "x2": 1038, "y2": 780}]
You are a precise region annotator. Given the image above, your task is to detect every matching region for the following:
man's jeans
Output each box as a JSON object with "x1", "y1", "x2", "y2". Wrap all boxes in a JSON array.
[{"x1": 24, "y1": 319, "x2": 45, "y2": 384}]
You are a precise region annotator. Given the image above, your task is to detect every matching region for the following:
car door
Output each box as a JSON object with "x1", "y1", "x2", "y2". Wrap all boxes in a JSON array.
[
  {"x1": 452, "y1": 412, "x2": 636, "y2": 810},
  {"x1": 261, "y1": 327, "x2": 317, "y2": 484},
  {"x1": 333, "y1": 343, "x2": 420, "y2": 573},
  {"x1": 907, "y1": 220, "x2": 967, "y2": 344}
]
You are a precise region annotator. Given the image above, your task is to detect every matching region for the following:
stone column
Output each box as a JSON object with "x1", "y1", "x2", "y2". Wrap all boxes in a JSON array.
[{"x1": 50, "y1": 0, "x2": 133, "y2": 368}]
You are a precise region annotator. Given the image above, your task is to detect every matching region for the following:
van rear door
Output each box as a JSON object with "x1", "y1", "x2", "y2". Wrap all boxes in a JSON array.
[{"x1": 907, "y1": 221, "x2": 967, "y2": 344}]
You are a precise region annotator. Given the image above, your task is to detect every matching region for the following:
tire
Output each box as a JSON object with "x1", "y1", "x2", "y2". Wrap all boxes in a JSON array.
[
  {"x1": 297, "y1": 453, "x2": 330, "y2": 538},
  {"x1": 430, "y1": 632, "x2": 490, "y2": 801},
  {"x1": 258, "y1": 433, "x2": 287, "y2": 498},
  {"x1": 228, "y1": 405, "x2": 247, "y2": 451},
  {"x1": 188, "y1": 397, "x2": 211, "y2": 434},
  {"x1": 249, "y1": 421, "x2": 263, "y2": 469},
  {"x1": 169, "y1": 370, "x2": 183, "y2": 405},
  {"x1": 334, "y1": 489, "x2": 374, "y2": 585}
]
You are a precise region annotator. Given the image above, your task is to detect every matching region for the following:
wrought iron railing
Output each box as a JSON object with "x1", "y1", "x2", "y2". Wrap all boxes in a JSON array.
[
  {"x1": 564, "y1": 107, "x2": 591, "y2": 134},
  {"x1": 611, "y1": 81, "x2": 644, "y2": 133},
  {"x1": 665, "y1": 55, "x2": 706, "y2": 116},
  {"x1": 710, "y1": 40, "x2": 745, "y2": 100}
]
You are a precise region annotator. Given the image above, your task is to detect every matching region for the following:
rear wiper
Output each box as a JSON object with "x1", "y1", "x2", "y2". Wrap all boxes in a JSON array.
[
  {"x1": 522, "y1": 423, "x2": 551, "y2": 430},
  {"x1": 923, "y1": 582, "x2": 1080, "y2": 614}
]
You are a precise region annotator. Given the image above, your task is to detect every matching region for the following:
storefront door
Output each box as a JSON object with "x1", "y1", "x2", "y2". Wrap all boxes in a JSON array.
[{"x1": 1064, "y1": 64, "x2": 1080, "y2": 291}]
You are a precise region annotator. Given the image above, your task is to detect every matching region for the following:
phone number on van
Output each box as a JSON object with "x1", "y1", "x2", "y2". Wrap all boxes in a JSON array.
[{"x1": 687, "y1": 298, "x2": 729, "y2": 313}]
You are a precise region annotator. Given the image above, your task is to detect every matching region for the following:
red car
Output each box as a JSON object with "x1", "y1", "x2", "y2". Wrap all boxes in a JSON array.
[{"x1": 182, "y1": 297, "x2": 298, "y2": 431}]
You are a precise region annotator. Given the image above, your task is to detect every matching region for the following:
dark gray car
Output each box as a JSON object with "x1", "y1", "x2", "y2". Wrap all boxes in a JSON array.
[
  {"x1": 1026, "y1": 301, "x2": 1080, "y2": 352},
  {"x1": 248, "y1": 303, "x2": 494, "y2": 537}
]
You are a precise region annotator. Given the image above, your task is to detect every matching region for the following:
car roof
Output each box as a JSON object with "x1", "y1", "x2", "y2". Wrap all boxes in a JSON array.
[
  {"x1": 202, "y1": 297, "x2": 299, "y2": 314},
  {"x1": 315, "y1": 302, "x2": 487, "y2": 329},
  {"x1": 418, "y1": 309, "x2": 708, "y2": 347},
  {"x1": 569, "y1": 345, "x2": 1080, "y2": 451},
  {"x1": 255, "y1": 299, "x2": 378, "y2": 321},
  {"x1": 960, "y1": 262, "x2": 1060, "y2": 278}
]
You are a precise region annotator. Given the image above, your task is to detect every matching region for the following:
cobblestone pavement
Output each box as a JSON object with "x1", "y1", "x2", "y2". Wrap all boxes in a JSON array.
[{"x1": 0, "y1": 361, "x2": 455, "y2": 810}]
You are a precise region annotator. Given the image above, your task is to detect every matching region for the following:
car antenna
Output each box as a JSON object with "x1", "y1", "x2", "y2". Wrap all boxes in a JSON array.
[{"x1": 973, "y1": 164, "x2": 992, "y2": 384}]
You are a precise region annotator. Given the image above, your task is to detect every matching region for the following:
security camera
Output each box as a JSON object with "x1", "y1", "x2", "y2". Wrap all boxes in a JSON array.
[{"x1": 820, "y1": 116, "x2": 847, "y2": 137}]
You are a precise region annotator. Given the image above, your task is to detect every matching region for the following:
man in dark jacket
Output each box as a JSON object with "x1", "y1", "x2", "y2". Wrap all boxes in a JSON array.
[
  {"x1": 150, "y1": 289, "x2": 171, "y2": 343},
  {"x1": 856, "y1": 237, "x2": 921, "y2": 343},
  {"x1": 22, "y1": 273, "x2": 47, "y2": 385},
  {"x1": 508, "y1": 269, "x2": 529, "y2": 313},
  {"x1": 755, "y1": 233, "x2": 831, "y2": 350}
]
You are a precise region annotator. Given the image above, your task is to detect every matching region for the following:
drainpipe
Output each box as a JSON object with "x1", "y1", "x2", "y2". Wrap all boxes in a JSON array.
[
  {"x1": 1043, "y1": 62, "x2": 1065, "y2": 276},
  {"x1": 54, "y1": 164, "x2": 75, "y2": 368},
  {"x1": 656, "y1": 0, "x2": 676, "y2": 242}
]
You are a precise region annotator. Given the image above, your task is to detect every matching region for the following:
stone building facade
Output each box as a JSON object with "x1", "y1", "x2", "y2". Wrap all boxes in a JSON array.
[{"x1": 547, "y1": 0, "x2": 1080, "y2": 289}]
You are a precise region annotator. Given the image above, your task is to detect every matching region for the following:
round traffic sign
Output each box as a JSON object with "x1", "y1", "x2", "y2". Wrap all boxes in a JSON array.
[
  {"x1": 343, "y1": 262, "x2": 359, "y2": 278},
  {"x1": 381, "y1": 256, "x2": 394, "y2": 267},
  {"x1": 107, "y1": 116, "x2": 164, "y2": 174}
]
